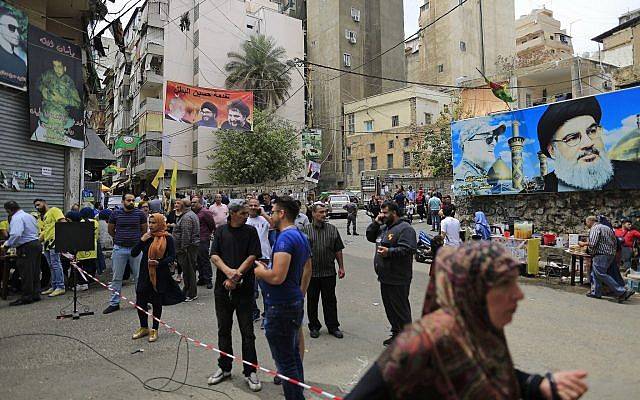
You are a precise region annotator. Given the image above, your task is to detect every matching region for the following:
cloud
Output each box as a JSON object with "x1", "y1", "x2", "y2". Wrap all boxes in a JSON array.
[
  {"x1": 499, "y1": 151, "x2": 512, "y2": 162},
  {"x1": 603, "y1": 114, "x2": 639, "y2": 150}
]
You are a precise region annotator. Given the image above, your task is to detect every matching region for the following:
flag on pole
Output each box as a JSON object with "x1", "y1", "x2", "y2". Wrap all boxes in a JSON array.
[
  {"x1": 476, "y1": 68, "x2": 516, "y2": 104},
  {"x1": 150, "y1": 163, "x2": 165, "y2": 189},
  {"x1": 170, "y1": 161, "x2": 177, "y2": 199}
]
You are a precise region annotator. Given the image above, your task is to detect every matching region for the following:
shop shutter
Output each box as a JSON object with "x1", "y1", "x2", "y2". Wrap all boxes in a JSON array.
[{"x1": 0, "y1": 88, "x2": 66, "y2": 219}]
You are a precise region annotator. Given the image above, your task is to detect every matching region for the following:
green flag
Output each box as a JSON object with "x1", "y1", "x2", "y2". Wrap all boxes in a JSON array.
[
  {"x1": 114, "y1": 135, "x2": 140, "y2": 151},
  {"x1": 476, "y1": 68, "x2": 516, "y2": 104}
]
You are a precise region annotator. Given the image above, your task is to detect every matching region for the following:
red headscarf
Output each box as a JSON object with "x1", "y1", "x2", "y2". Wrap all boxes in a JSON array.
[{"x1": 147, "y1": 213, "x2": 168, "y2": 289}]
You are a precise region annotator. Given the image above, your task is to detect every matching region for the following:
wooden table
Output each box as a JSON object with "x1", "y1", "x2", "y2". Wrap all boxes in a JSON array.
[
  {"x1": 0, "y1": 253, "x2": 16, "y2": 300},
  {"x1": 565, "y1": 250, "x2": 591, "y2": 286}
]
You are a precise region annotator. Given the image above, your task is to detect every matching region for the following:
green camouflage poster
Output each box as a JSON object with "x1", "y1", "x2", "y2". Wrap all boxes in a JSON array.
[{"x1": 302, "y1": 128, "x2": 321, "y2": 161}]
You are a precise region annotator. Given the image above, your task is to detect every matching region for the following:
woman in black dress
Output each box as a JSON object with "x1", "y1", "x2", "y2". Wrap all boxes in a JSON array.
[{"x1": 131, "y1": 213, "x2": 185, "y2": 342}]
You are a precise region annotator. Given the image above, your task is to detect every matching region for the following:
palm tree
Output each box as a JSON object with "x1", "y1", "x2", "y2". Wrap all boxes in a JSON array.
[{"x1": 225, "y1": 35, "x2": 292, "y2": 110}]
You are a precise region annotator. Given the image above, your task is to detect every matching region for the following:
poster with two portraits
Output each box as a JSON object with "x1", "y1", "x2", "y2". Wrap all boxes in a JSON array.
[{"x1": 452, "y1": 87, "x2": 640, "y2": 197}]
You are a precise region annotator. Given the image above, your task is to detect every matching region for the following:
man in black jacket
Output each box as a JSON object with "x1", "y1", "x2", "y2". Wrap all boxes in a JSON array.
[{"x1": 366, "y1": 201, "x2": 417, "y2": 346}]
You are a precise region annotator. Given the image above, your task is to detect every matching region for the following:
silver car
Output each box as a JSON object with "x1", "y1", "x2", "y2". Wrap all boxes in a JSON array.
[{"x1": 326, "y1": 194, "x2": 350, "y2": 218}]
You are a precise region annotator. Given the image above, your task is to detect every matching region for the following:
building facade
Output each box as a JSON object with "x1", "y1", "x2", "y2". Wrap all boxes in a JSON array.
[
  {"x1": 515, "y1": 8, "x2": 573, "y2": 65},
  {"x1": 342, "y1": 86, "x2": 451, "y2": 190},
  {"x1": 305, "y1": 0, "x2": 407, "y2": 189},
  {"x1": 418, "y1": 0, "x2": 515, "y2": 86},
  {"x1": 106, "y1": 0, "x2": 304, "y2": 193}
]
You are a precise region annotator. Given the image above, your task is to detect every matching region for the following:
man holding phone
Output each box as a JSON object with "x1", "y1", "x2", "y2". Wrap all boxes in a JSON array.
[
  {"x1": 246, "y1": 198, "x2": 273, "y2": 321},
  {"x1": 366, "y1": 201, "x2": 417, "y2": 347},
  {"x1": 208, "y1": 203, "x2": 263, "y2": 391}
]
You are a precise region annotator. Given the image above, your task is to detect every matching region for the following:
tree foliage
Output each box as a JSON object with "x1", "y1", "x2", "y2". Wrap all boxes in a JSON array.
[
  {"x1": 208, "y1": 110, "x2": 303, "y2": 185},
  {"x1": 225, "y1": 35, "x2": 292, "y2": 111}
]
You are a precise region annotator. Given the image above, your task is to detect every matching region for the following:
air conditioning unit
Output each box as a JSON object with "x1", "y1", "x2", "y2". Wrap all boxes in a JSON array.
[{"x1": 349, "y1": 36, "x2": 357, "y2": 44}]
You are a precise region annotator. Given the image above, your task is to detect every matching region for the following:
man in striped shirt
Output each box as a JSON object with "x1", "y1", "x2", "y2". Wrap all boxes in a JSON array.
[
  {"x1": 301, "y1": 203, "x2": 345, "y2": 339},
  {"x1": 580, "y1": 216, "x2": 634, "y2": 302}
]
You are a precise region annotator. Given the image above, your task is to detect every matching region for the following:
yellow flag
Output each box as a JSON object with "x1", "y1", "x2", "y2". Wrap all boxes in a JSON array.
[
  {"x1": 170, "y1": 161, "x2": 178, "y2": 199},
  {"x1": 150, "y1": 163, "x2": 165, "y2": 189}
]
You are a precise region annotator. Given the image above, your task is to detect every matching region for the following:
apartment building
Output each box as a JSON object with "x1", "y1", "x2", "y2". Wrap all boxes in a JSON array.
[
  {"x1": 516, "y1": 8, "x2": 574, "y2": 65},
  {"x1": 107, "y1": 0, "x2": 304, "y2": 192}
]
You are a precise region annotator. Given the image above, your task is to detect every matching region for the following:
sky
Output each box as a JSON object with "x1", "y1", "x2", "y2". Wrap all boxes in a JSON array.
[{"x1": 404, "y1": 0, "x2": 639, "y2": 54}]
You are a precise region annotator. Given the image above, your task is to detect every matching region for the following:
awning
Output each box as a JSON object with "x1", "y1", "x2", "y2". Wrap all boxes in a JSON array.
[{"x1": 84, "y1": 128, "x2": 115, "y2": 161}]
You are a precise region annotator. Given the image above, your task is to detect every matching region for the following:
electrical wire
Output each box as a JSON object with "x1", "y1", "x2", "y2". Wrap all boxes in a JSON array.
[{"x1": 0, "y1": 333, "x2": 232, "y2": 399}]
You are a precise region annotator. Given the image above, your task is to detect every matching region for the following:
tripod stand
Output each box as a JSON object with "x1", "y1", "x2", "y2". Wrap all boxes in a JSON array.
[{"x1": 57, "y1": 256, "x2": 94, "y2": 320}]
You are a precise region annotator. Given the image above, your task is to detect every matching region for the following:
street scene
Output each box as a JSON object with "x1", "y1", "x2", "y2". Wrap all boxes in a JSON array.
[{"x1": 1, "y1": 1, "x2": 640, "y2": 400}]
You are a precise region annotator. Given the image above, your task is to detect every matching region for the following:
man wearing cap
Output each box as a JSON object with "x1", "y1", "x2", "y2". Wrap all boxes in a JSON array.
[
  {"x1": 537, "y1": 96, "x2": 640, "y2": 192},
  {"x1": 454, "y1": 123, "x2": 506, "y2": 195}
]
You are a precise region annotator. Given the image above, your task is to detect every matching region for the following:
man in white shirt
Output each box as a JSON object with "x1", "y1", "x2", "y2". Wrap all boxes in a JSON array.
[
  {"x1": 209, "y1": 193, "x2": 229, "y2": 228},
  {"x1": 440, "y1": 206, "x2": 462, "y2": 247},
  {"x1": 246, "y1": 198, "x2": 273, "y2": 322}
]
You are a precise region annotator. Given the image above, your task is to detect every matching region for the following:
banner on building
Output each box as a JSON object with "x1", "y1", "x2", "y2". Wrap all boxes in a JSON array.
[
  {"x1": 302, "y1": 128, "x2": 321, "y2": 161},
  {"x1": 305, "y1": 161, "x2": 321, "y2": 184},
  {"x1": 164, "y1": 81, "x2": 254, "y2": 131},
  {"x1": 452, "y1": 87, "x2": 640, "y2": 197},
  {"x1": 0, "y1": 1, "x2": 27, "y2": 91},
  {"x1": 28, "y1": 25, "x2": 84, "y2": 148}
]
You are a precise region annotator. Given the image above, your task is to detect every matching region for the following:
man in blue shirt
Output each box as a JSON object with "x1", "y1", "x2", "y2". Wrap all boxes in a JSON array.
[
  {"x1": 2, "y1": 201, "x2": 42, "y2": 306},
  {"x1": 255, "y1": 196, "x2": 312, "y2": 400}
]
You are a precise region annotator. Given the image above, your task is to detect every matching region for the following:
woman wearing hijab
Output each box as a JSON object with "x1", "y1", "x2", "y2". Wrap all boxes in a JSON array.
[
  {"x1": 475, "y1": 211, "x2": 492, "y2": 240},
  {"x1": 131, "y1": 213, "x2": 185, "y2": 342},
  {"x1": 346, "y1": 242, "x2": 588, "y2": 400}
]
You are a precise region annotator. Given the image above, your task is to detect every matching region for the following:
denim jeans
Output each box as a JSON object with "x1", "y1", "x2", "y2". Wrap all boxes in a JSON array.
[
  {"x1": 109, "y1": 245, "x2": 142, "y2": 306},
  {"x1": 431, "y1": 210, "x2": 441, "y2": 231},
  {"x1": 264, "y1": 300, "x2": 305, "y2": 400},
  {"x1": 591, "y1": 254, "x2": 625, "y2": 297},
  {"x1": 44, "y1": 249, "x2": 65, "y2": 290}
]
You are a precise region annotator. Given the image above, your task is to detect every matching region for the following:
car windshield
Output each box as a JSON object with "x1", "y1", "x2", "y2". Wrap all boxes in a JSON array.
[{"x1": 330, "y1": 196, "x2": 349, "y2": 202}]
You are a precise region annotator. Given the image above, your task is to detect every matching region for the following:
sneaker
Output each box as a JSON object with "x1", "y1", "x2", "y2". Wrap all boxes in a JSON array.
[
  {"x1": 309, "y1": 329, "x2": 320, "y2": 338},
  {"x1": 103, "y1": 304, "x2": 120, "y2": 314},
  {"x1": 41, "y1": 288, "x2": 54, "y2": 295},
  {"x1": 206, "y1": 282, "x2": 213, "y2": 289},
  {"x1": 245, "y1": 372, "x2": 262, "y2": 392},
  {"x1": 132, "y1": 327, "x2": 149, "y2": 340},
  {"x1": 330, "y1": 329, "x2": 344, "y2": 339},
  {"x1": 75, "y1": 284, "x2": 89, "y2": 292},
  {"x1": 184, "y1": 296, "x2": 198, "y2": 302},
  {"x1": 48, "y1": 288, "x2": 66, "y2": 297},
  {"x1": 353, "y1": 233, "x2": 359, "y2": 236},
  {"x1": 148, "y1": 329, "x2": 158, "y2": 342},
  {"x1": 207, "y1": 368, "x2": 231, "y2": 385}
]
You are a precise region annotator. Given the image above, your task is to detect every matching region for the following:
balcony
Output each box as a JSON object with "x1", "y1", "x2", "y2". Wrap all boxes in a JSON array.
[
  {"x1": 139, "y1": 67, "x2": 163, "y2": 91},
  {"x1": 139, "y1": 97, "x2": 163, "y2": 115},
  {"x1": 133, "y1": 139, "x2": 163, "y2": 173}
]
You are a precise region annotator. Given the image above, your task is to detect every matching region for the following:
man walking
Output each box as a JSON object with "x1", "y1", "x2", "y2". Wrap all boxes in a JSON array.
[
  {"x1": 34, "y1": 198, "x2": 66, "y2": 297},
  {"x1": 366, "y1": 201, "x2": 417, "y2": 346},
  {"x1": 2, "y1": 201, "x2": 42, "y2": 306},
  {"x1": 440, "y1": 206, "x2": 462, "y2": 247},
  {"x1": 104, "y1": 193, "x2": 147, "y2": 314},
  {"x1": 246, "y1": 198, "x2": 272, "y2": 321},
  {"x1": 173, "y1": 198, "x2": 200, "y2": 301},
  {"x1": 191, "y1": 196, "x2": 215, "y2": 289},
  {"x1": 428, "y1": 194, "x2": 442, "y2": 232},
  {"x1": 209, "y1": 193, "x2": 228, "y2": 229},
  {"x1": 301, "y1": 203, "x2": 345, "y2": 339},
  {"x1": 343, "y1": 198, "x2": 359, "y2": 236},
  {"x1": 580, "y1": 216, "x2": 634, "y2": 303},
  {"x1": 208, "y1": 203, "x2": 262, "y2": 391},
  {"x1": 255, "y1": 196, "x2": 312, "y2": 400}
]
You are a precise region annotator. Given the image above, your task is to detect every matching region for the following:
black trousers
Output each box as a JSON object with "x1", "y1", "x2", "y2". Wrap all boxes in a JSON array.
[
  {"x1": 197, "y1": 241, "x2": 212, "y2": 283},
  {"x1": 177, "y1": 245, "x2": 198, "y2": 298},
  {"x1": 347, "y1": 216, "x2": 357, "y2": 234},
  {"x1": 215, "y1": 293, "x2": 257, "y2": 376},
  {"x1": 307, "y1": 275, "x2": 340, "y2": 331},
  {"x1": 16, "y1": 240, "x2": 42, "y2": 301},
  {"x1": 380, "y1": 283, "x2": 411, "y2": 336},
  {"x1": 136, "y1": 288, "x2": 162, "y2": 330}
]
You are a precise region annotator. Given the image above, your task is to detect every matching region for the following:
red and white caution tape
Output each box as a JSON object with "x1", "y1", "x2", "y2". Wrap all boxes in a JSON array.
[{"x1": 65, "y1": 257, "x2": 344, "y2": 400}]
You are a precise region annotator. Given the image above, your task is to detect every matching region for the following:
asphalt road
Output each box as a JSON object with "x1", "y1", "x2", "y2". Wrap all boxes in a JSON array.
[{"x1": 0, "y1": 213, "x2": 638, "y2": 399}]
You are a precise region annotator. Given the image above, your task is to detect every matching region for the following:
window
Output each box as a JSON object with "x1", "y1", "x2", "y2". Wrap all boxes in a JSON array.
[
  {"x1": 346, "y1": 160, "x2": 352, "y2": 175},
  {"x1": 403, "y1": 138, "x2": 410, "y2": 147},
  {"x1": 364, "y1": 120, "x2": 373, "y2": 132},
  {"x1": 346, "y1": 113, "x2": 355, "y2": 133},
  {"x1": 369, "y1": 143, "x2": 375, "y2": 153},
  {"x1": 387, "y1": 154, "x2": 394, "y2": 169},
  {"x1": 550, "y1": 35, "x2": 554, "y2": 40},
  {"x1": 351, "y1": 7, "x2": 361, "y2": 22},
  {"x1": 559, "y1": 35, "x2": 569, "y2": 45},
  {"x1": 424, "y1": 112, "x2": 432, "y2": 124},
  {"x1": 370, "y1": 156, "x2": 377, "y2": 170},
  {"x1": 388, "y1": 140, "x2": 394, "y2": 149},
  {"x1": 420, "y1": 1, "x2": 430, "y2": 12},
  {"x1": 346, "y1": 146, "x2": 352, "y2": 156},
  {"x1": 193, "y1": 57, "x2": 199, "y2": 74},
  {"x1": 193, "y1": 30, "x2": 199, "y2": 47},
  {"x1": 358, "y1": 158, "x2": 365, "y2": 173},
  {"x1": 443, "y1": 104, "x2": 449, "y2": 113},
  {"x1": 345, "y1": 29, "x2": 357, "y2": 43},
  {"x1": 459, "y1": 41, "x2": 466, "y2": 52},
  {"x1": 391, "y1": 115, "x2": 399, "y2": 127},
  {"x1": 403, "y1": 152, "x2": 411, "y2": 168},
  {"x1": 437, "y1": 64, "x2": 444, "y2": 73},
  {"x1": 525, "y1": 93, "x2": 532, "y2": 107},
  {"x1": 343, "y1": 53, "x2": 352, "y2": 67},
  {"x1": 192, "y1": 140, "x2": 198, "y2": 155}
]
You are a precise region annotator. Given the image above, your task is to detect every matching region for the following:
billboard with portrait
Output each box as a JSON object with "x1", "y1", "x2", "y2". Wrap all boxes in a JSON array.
[
  {"x1": 302, "y1": 128, "x2": 321, "y2": 161},
  {"x1": 28, "y1": 25, "x2": 84, "y2": 148},
  {"x1": 452, "y1": 87, "x2": 640, "y2": 197},
  {"x1": 0, "y1": 0, "x2": 27, "y2": 91},
  {"x1": 164, "y1": 81, "x2": 254, "y2": 131}
]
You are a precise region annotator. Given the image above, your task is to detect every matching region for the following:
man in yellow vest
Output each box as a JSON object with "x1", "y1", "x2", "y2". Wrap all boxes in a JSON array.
[{"x1": 34, "y1": 198, "x2": 66, "y2": 297}]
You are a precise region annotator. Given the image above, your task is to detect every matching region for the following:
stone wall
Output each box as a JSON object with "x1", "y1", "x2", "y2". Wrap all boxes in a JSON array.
[{"x1": 456, "y1": 190, "x2": 640, "y2": 234}]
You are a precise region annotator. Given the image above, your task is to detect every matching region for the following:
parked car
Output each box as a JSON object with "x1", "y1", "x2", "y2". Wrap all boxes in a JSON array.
[{"x1": 326, "y1": 194, "x2": 351, "y2": 218}]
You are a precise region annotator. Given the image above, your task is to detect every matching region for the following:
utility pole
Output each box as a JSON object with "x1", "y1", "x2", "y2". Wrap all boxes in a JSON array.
[{"x1": 479, "y1": 0, "x2": 486, "y2": 75}]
